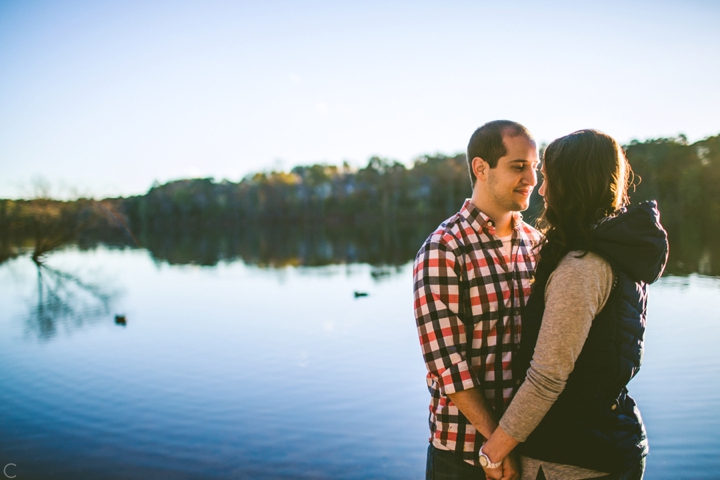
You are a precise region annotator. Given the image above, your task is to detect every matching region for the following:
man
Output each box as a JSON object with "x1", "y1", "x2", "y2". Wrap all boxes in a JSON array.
[{"x1": 413, "y1": 120, "x2": 542, "y2": 480}]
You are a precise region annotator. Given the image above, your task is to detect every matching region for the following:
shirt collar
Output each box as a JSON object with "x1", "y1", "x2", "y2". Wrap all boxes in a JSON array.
[{"x1": 460, "y1": 199, "x2": 523, "y2": 237}]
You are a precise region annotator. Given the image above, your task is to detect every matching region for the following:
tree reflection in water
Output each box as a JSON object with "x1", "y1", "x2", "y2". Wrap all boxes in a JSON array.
[
  {"x1": 0, "y1": 198, "x2": 130, "y2": 339},
  {"x1": 28, "y1": 262, "x2": 115, "y2": 340},
  {"x1": 132, "y1": 218, "x2": 720, "y2": 277},
  {"x1": 4, "y1": 211, "x2": 719, "y2": 341},
  {"x1": 135, "y1": 219, "x2": 442, "y2": 269}
]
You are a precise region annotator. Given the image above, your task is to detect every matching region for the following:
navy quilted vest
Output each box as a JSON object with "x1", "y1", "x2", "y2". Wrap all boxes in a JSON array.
[{"x1": 513, "y1": 201, "x2": 668, "y2": 473}]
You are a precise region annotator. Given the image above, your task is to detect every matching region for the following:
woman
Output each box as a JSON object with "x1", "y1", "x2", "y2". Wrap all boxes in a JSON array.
[{"x1": 479, "y1": 130, "x2": 668, "y2": 480}]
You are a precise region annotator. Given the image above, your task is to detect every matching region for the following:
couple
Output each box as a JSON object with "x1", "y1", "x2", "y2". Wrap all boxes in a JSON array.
[{"x1": 413, "y1": 121, "x2": 668, "y2": 480}]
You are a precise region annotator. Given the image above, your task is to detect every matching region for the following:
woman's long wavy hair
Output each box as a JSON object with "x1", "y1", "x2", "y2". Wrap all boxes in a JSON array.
[{"x1": 534, "y1": 129, "x2": 634, "y2": 289}]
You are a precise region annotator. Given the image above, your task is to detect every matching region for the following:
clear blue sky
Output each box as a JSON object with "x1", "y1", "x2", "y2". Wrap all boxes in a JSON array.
[{"x1": 1, "y1": 0, "x2": 718, "y2": 199}]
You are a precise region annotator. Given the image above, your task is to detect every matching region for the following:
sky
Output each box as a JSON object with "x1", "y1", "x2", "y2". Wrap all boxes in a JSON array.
[{"x1": 1, "y1": 0, "x2": 719, "y2": 199}]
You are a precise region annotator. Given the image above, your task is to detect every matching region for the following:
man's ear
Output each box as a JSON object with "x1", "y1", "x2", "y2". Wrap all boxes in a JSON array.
[{"x1": 472, "y1": 157, "x2": 489, "y2": 182}]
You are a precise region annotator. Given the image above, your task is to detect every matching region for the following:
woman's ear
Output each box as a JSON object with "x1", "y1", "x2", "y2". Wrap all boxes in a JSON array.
[{"x1": 472, "y1": 156, "x2": 488, "y2": 182}]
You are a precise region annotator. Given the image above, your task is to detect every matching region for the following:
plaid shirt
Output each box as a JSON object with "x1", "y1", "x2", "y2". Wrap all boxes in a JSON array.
[{"x1": 413, "y1": 200, "x2": 542, "y2": 466}]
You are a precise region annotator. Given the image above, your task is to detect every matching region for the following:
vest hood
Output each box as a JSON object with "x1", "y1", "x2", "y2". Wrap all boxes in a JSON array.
[{"x1": 592, "y1": 200, "x2": 669, "y2": 284}]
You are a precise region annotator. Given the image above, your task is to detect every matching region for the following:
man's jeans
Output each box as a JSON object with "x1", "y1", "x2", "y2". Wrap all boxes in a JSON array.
[
  {"x1": 426, "y1": 443, "x2": 645, "y2": 480},
  {"x1": 426, "y1": 444, "x2": 486, "y2": 480}
]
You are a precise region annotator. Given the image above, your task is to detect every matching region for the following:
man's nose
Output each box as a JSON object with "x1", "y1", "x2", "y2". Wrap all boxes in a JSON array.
[{"x1": 523, "y1": 167, "x2": 537, "y2": 186}]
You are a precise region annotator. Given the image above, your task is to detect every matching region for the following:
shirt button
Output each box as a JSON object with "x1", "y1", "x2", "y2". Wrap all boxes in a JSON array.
[
  {"x1": 515, "y1": 379, "x2": 520, "y2": 385},
  {"x1": 611, "y1": 404, "x2": 617, "y2": 410}
]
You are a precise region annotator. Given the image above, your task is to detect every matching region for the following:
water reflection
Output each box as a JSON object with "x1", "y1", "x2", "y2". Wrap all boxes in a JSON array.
[
  {"x1": 2, "y1": 215, "x2": 719, "y2": 277},
  {"x1": 659, "y1": 216, "x2": 720, "y2": 277},
  {"x1": 135, "y1": 220, "x2": 720, "y2": 277},
  {"x1": 0, "y1": 242, "x2": 20, "y2": 264},
  {"x1": 134, "y1": 221, "x2": 438, "y2": 268},
  {"x1": 25, "y1": 262, "x2": 116, "y2": 339}
]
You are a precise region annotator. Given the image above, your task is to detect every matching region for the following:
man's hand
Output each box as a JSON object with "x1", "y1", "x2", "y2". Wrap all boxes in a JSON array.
[
  {"x1": 481, "y1": 453, "x2": 520, "y2": 480},
  {"x1": 500, "y1": 452, "x2": 521, "y2": 480},
  {"x1": 482, "y1": 464, "x2": 504, "y2": 480},
  {"x1": 479, "y1": 425, "x2": 521, "y2": 480}
]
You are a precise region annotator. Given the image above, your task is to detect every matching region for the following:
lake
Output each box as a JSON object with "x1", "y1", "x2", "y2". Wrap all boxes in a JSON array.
[{"x1": 0, "y1": 236, "x2": 719, "y2": 479}]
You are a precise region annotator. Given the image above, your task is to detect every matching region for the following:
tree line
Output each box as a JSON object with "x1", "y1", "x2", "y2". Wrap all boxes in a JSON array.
[
  {"x1": 1, "y1": 133, "x2": 719, "y2": 274},
  {"x1": 119, "y1": 132, "x2": 720, "y2": 229},
  {"x1": 121, "y1": 153, "x2": 469, "y2": 228}
]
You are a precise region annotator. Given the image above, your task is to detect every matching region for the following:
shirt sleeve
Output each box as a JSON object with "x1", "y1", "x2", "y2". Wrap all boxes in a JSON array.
[
  {"x1": 499, "y1": 251, "x2": 613, "y2": 442},
  {"x1": 413, "y1": 235, "x2": 481, "y2": 396}
]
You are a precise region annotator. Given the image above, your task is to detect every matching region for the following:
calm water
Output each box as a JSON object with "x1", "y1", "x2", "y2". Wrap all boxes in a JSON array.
[{"x1": 0, "y1": 246, "x2": 719, "y2": 479}]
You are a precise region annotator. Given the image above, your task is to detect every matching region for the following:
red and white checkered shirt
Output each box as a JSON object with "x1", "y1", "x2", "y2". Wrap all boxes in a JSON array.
[{"x1": 413, "y1": 199, "x2": 542, "y2": 466}]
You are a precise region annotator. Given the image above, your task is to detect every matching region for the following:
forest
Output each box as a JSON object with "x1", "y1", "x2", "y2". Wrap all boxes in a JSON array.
[{"x1": 1, "y1": 133, "x2": 719, "y2": 274}]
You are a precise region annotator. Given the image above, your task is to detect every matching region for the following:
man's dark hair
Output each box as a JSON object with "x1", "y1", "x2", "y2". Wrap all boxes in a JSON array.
[{"x1": 466, "y1": 120, "x2": 534, "y2": 186}]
